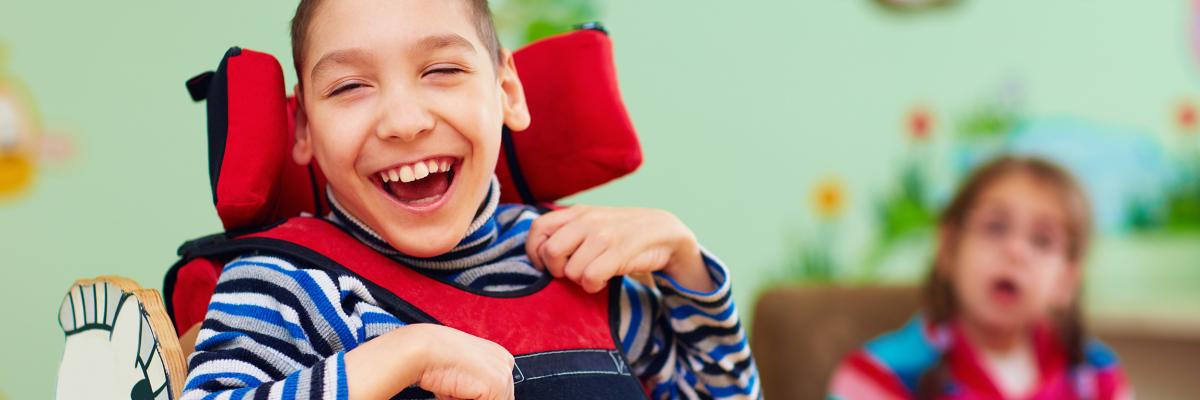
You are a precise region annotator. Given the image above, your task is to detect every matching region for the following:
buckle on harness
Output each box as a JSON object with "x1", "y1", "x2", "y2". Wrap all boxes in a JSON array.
[
  {"x1": 608, "y1": 350, "x2": 629, "y2": 375},
  {"x1": 512, "y1": 363, "x2": 525, "y2": 384}
]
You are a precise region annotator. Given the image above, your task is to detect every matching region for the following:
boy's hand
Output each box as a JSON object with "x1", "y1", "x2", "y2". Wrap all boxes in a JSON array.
[
  {"x1": 346, "y1": 323, "x2": 514, "y2": 400},
  {"x1": 413, "y1": 324, "x2": 515, "y2": 400},
  {"x1": 526, "y1": 205, "x2": 713, "y2": 294}
]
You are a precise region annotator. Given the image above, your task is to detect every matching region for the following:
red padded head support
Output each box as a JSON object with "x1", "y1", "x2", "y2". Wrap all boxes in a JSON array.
[{"x1": 189, "y1": 28, "x2": 640, "y2": 231}]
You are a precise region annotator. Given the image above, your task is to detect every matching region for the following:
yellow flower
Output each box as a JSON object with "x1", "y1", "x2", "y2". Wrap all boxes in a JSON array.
[
  {"x1": 0, "y1": 70, "x2": 44, "y2": 200},
  {"x1": 812, "y1": 177, "x2": 846, "y2": 219},
  {"x1": 0, "y1": 153, "x2": 33, "y2": 199}
]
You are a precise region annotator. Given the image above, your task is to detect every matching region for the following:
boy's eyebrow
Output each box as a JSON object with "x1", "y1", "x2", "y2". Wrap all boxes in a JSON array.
[
  {"x1": 309, "y1": 48, "x2": 371, "y2": 83},
  {"x1": 415, "y1": 33, "x2": 477, "y2": 54},
  {"x1": 308, "y1": 34, "x2": 476, "y2": 83}
]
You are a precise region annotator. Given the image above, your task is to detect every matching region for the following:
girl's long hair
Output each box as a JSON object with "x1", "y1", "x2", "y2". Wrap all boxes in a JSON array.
[{"x1": 916, "y1": 155, "x2": 1092, "y2": 399}]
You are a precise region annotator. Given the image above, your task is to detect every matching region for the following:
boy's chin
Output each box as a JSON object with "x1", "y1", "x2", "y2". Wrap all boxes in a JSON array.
[{"x1": 379, "y1": 228, "x2": 463, "y2": 258}]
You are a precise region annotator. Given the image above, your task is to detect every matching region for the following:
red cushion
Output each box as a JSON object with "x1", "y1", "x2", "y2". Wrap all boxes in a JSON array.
[
  {"x1": 198, "y1": 28, "x2": 639, "y2": 231},
  {"x1": 203, "y1": 48, "x2": 290, "y2": 231},
  {"x1": 498, "y1": 29, "x2": 641, "y2": 204},
  {"x1": 170, "y1": 258, "x2": 221, "y2": 336}
]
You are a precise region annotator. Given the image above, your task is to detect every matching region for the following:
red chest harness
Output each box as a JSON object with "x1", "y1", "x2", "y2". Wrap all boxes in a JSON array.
[{"x1": 173, "y1": 217, "x2": 650, "y2": 399}]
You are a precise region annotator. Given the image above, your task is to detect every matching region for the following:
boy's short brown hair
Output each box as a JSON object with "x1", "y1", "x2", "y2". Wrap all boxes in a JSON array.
[{"x1": 289, "y1": 0, "x2": 503, "y2": 83}]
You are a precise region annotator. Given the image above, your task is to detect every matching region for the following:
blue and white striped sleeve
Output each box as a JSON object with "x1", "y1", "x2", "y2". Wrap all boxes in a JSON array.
[
  {"x1": 181, "y1": 255, "x2": 405, "y2": 400},
  {"x1": 618, "y1": 248, "x2": 761, "y2": 400}
]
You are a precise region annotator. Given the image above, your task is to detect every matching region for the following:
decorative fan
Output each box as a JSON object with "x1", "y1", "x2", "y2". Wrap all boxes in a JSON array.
[{"x1": 56, "y1": 277, "x2": 186, "y2": 400}]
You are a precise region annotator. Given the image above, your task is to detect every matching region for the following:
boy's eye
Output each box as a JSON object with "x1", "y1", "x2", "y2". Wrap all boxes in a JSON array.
[
  {"x1": 423, "y1": 66, "x2": 466, "y2": 78},
  {"x1": 329, "y1": 82, "x2": 366, "y2": 97}
]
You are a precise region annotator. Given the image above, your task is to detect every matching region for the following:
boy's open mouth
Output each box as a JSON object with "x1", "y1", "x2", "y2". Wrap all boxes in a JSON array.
[{"x1": 374, "y1": 156, "x2": 458, "y2": 209}]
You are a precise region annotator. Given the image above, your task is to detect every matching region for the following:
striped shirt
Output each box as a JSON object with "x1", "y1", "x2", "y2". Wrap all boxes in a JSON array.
[{"x1": 182, "y1": 178, "x2": 760, "y2": 399}]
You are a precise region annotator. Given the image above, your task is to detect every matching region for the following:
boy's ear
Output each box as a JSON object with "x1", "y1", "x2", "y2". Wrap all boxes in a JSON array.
[
  {"x1": 498, "y1": 49, "x2": 531, "y2": 132},
  {"x1": 292, "y1": 85, "x2": 314, "y2": 166}
]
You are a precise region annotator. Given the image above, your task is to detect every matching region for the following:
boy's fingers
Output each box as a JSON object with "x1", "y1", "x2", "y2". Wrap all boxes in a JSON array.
[
  {"x1": 579, "y1": 250, "x2": 624, "y2": 294},
  {"x1": 528, "y1": 206, "x2": 584, "y2": 239},
  {"x1": 525, "y1": 233, "x2": 545, "y2": 270},
  {"x1": 525, "y1": 228, "x2": 549, "y2": 270},
  {"x1": 561, "y1": 234, "x2": 606, "y2": 284},
  {"x1": 537, "y1": 222, "x2": 587, "y2": 278},
  {"x1": 525, "y1": 207, "x2": 585, "y2": 269},
  {"x1": 627, "y1": 247, "x2": 672, "y2": 275}
]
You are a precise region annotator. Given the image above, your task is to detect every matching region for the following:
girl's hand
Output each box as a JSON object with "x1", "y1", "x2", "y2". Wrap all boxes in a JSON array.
[{"x1": 525, "y1": 205, "x2": 712, "y2": 293}]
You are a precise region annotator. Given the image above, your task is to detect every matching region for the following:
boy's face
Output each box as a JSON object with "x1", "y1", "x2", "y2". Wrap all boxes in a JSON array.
[{"x1": 294, "y1": 0, "x2": 529, "y2": 257}]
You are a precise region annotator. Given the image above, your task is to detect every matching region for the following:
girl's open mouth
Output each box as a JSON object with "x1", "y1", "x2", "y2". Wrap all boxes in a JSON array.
[
  {"x1": 373, "y1": 156, "x2": 459, "y2": 212},
  {"x1": 989, "y1": 276, "x2": 1020, "y2": 304}
]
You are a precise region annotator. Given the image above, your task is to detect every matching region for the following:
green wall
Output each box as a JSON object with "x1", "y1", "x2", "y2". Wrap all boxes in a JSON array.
[{"x1": 2, "y1": 1, "x2": 1197, "y2": 397}]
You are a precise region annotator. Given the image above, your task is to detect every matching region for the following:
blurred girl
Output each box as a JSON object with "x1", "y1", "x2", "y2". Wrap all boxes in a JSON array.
[{"x1": 828, "y1": 156, "x2": 1131, "y2": 399}]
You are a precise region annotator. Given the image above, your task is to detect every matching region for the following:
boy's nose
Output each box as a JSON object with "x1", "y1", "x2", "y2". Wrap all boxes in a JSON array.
[{"x1": 375, "y1": 93, "x2": 435, "y2": 142}]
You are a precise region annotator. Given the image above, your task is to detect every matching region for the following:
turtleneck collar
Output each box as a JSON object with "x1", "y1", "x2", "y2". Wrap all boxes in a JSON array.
[{"x1": 326, "y1": 175, "x2": 502, "y2": 271}]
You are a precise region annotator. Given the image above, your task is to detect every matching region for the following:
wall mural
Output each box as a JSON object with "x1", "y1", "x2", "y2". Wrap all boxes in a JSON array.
[
  {"x1": 0, "y1": 44, "x2": 73, "y2": 202},
  {"x1": 784, "y1": 78, "x2": 1200, "y2": 283}
]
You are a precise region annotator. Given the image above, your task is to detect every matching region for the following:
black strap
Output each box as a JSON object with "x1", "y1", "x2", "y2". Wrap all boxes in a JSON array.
[
  {"x1": 512, "y1": 349, "x2": 631, "y2": 384},
  {"x1": 307, "y1": 164, "x2": 324, "y2": 217},
  {"x1": 393, "y1": 349, "x2": 633, "y2": 399},
  {"x1": 501, "y1": 126, "x2": 537, "y2": 204}
]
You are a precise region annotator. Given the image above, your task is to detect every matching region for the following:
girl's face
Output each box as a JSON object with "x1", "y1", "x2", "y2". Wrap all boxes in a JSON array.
[{"x1": 944, "y1": 173, "x2": 1080, "y2": 333}]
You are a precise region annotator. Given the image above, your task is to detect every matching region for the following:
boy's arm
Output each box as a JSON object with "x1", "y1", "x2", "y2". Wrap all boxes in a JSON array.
[
  {"x1": 619, "y1": 249, "x2": 761, "y2": 400},
  {"x1": 182, "y1": 255, "x2": 369, "y2": 400},
  {"x1": 183, "y1": 255, "x2": 515, "y2": 400}
]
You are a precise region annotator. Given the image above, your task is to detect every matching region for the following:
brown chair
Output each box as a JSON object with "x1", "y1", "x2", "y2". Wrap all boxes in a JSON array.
[
  {"x1": 751, "y1": 285, "x2": 921, "y2": 400},
  {"x1": 1089, "y1": 317, "x2": 1200, "y2": 399}
]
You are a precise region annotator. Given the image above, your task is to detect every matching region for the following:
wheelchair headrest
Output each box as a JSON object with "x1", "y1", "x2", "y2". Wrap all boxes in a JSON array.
[{"x1": 187, "y1": 27, "x2": 641, "y2": 231}]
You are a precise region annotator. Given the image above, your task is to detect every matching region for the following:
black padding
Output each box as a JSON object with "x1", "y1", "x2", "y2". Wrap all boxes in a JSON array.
[{"x1": 186, "y1": 71, "x2": 214, "y2": 102}]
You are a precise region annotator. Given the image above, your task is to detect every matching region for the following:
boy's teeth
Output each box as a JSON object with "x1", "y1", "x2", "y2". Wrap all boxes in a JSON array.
[
  {"x1": 413, "y1": 162, "x2": 429, "y2": 179},
  {"x1": 399, "y1": 165, "x2": 415, "y2": 183},
  {"x1": 379, "y1": 158, "x2": 454, "y2": 184}
]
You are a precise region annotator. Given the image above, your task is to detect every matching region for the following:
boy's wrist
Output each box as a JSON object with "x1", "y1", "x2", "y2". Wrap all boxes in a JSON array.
[
  {"x1": 395, "y1": 324, "x2": 436, "y2": 374},
  {"x1": 345, "y1": 324, "x2": 430, "y2": 398}
]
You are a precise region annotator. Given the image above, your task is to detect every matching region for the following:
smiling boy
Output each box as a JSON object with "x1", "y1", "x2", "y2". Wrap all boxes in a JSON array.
[{"x1": 181, "y1": 1, "x2": 759, "y2": 399}]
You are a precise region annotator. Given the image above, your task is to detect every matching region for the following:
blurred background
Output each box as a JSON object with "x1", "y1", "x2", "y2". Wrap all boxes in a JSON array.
[{"x1": 3, "y1": 0, "x2": 1199, "y2": 398}]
